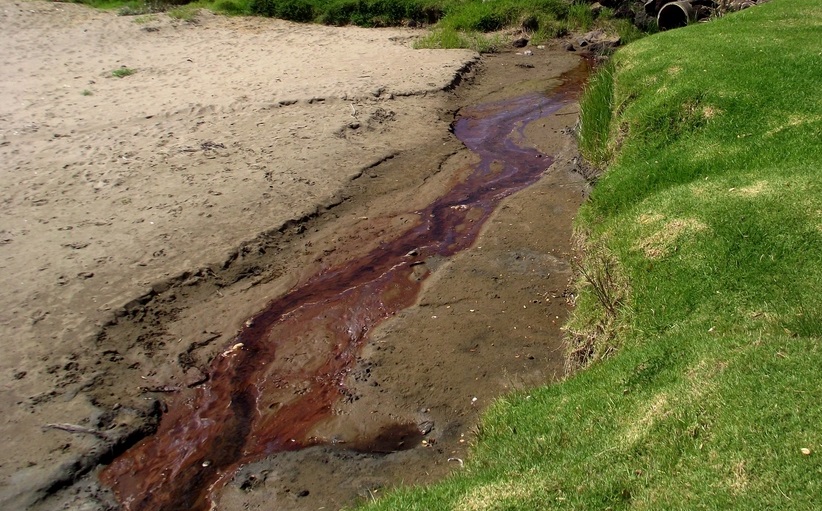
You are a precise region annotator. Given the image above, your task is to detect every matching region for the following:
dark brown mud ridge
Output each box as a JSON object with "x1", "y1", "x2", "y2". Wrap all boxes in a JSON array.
[{"x1": 100, "y1": 60, "x2": 590, "y2": 511}]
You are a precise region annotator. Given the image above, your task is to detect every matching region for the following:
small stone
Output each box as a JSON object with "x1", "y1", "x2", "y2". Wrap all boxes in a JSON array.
[
  {"x1": 418, "y1": 420, "x2": 434, "y2": 435},
  {"x1": 512, "y1": 37, "x2": 528, "y2": 48},
  {"x1": 151, "y1": 281, "x2": 171, "y2": 294}
]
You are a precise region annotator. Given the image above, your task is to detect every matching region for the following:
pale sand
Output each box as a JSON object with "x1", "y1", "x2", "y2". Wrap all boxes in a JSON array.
[{"x1": 0, "y1": 2, "x2": 476, "y2": 507}]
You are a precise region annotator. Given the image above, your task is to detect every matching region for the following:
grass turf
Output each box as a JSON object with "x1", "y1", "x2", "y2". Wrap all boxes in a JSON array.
[{"x1": 353, "y1": 0, "x2": 822, "y2": 509}]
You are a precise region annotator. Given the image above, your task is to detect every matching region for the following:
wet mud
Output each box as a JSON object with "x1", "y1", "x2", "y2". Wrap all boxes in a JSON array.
[
  {"x1": 100, "y1": 56, "x2": 589, "y2": 511},
  {"x1": 30, "y1": 48, "x2": 590, "y2": 511}
]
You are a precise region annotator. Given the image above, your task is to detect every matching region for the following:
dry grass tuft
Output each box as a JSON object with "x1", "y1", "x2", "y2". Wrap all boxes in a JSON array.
[
  {"x1": 729, "y1": 459, "x2": 749, "y2": 495},
  {"x1": 564, "y1": 232, "x2": 629, "y2": 371},
  {"x1": 702, "y1": 105, "x2": 721, "y2": 120}
]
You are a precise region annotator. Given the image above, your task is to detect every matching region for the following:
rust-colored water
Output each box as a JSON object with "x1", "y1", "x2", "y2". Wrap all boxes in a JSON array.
[{"x1": 100, "y1": 62, "x2": 588, "y2": 511}]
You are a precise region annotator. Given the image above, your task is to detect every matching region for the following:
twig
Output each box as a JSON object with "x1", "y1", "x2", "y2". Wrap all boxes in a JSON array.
[
  {"x1": 139, "y1": 385, "x2": 180, "y2": 393},
  {"x1": 43, "y1": 423, "x2": 110, "y2": 441},
  {"x1": 776, "y1": 481, "x2": 792, "y2": 501},
  {"x1": 593, "y1": 445, "x2": 619, "y2": 458}
]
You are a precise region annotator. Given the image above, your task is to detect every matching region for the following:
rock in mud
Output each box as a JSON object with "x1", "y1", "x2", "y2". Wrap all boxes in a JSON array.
[{"x1": 577, "y1": 30, "x2": 621, "y2": 54}]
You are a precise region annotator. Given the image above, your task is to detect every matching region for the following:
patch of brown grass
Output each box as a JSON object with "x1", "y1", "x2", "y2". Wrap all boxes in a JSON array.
[
  {"x1": 729, "y1": 459, "x2": 749, "y2": 495},
  {"x1": 634, "y1": 218, "x2": 709, "y2": 259},
  {"x1": 734, "y1": 180, "x2": 769, "y2": 196},
  {"x1": 765, "y1": 113, "x2": 822, "y2": 137}
]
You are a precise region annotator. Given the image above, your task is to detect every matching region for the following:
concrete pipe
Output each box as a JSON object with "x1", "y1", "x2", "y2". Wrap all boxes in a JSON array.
[
  {"x1": 644, "y1": 0, "x2": 669, "y2": 16},
  {"x1": 658, "y1": 1, "x2": 696, "y2": 30}
]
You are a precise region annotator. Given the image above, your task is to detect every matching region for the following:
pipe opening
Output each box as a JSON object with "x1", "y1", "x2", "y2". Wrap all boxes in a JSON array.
[{"x1": 658, "y1": 1, "x2": 694, "y2": 30}]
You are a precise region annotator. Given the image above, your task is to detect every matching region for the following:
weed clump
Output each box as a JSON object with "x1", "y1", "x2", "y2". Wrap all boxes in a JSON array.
[
  {"x1": 167, "y1": 4, "x2": 200, "y2": 20},
  {"x1": 111, "y1": 66, "x2": 137, "y2": 78},
  {"x1": 414, "y1": 26, "x2": 503, "y2": 52}
]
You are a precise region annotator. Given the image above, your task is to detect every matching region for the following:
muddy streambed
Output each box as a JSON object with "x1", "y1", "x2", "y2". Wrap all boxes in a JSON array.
[{"x1": 57, "y1": 50, "x2": 590, "y2": 511}]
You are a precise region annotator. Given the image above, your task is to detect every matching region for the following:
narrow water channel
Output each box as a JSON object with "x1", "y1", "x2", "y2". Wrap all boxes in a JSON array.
[{"x1": 100, "y1": 61, "x2": 588, "y2": 511}]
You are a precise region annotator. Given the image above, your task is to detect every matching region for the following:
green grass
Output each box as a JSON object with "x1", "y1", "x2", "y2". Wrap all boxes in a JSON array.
[
  {"x1": 354, "y1": 0, "x2": 822, "y2": 509},
  {"x1": 577, "y1": 58, "x2": 615, "y2": 166},
  {"x1": 414, "y1": 26, "x2": 503, "y2": 52},
  {"x1": 421, "y1": 0, "x2": 631, "y2": 45},
  {"x1": 167, "y1": 4, "x2": 200, "y2": 20},
  {"x1": 566, "y1": 0, "x2": 593, "y2": 30},
  {"x1": 132, "y1": 13, "x2": 159, "y2": 22},
  {"x1": 111, "y1": 66, "x2": 137, "y2": 77}
]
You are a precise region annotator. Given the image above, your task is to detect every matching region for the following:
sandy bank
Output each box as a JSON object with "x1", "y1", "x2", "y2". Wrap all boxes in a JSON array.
[{"x1": 0, "y1": 2, "x2": 476, "y2": 507}]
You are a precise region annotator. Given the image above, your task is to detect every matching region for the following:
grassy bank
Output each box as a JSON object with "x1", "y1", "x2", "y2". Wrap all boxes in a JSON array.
[
  {"x1": 71, "y1": 0, "x2": 644, "y2": 50},
  {"x1": 355, "y1": 0, "x2": 822, "y2": 509}
]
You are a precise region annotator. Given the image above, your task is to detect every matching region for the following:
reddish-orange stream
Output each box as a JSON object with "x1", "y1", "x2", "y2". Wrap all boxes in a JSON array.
[{"x1": 100, "y1": 63, "x2": 588, "y2": 511}]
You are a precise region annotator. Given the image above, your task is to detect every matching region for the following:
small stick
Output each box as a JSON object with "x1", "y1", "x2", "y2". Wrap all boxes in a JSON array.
[
  {"x1": 139, "y1": 385, "x2": 180, "y2": 393},
  {"x1": 43, "y1": 423, "x2": 110, "y2": 440}
]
